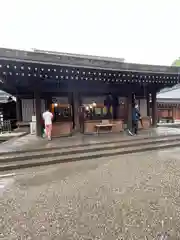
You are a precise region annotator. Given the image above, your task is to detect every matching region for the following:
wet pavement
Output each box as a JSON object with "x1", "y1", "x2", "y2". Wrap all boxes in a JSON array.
[
  {"x1": 0, "y1": 132, "x2": 27, "y2": 143},
  {"x1": 1, "y1": 148, "x2": 180, "y2": 239},
  {"x1": 1, "y1": 127, "x2": 180, "y2": 153}
]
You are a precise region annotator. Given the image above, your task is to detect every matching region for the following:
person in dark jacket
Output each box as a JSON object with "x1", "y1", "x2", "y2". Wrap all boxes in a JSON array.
[
  {"x1": 132, "y1": 103, "x2": 141, "y2": 135},
  {"x1": 134, "y1": 104, "x2": 143, "y2": 127}
]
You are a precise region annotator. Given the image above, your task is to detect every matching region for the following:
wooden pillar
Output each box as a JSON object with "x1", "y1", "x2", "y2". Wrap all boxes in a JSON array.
[
  {"x1": 173, "y1": 106, "x2": 176, "y2": 120},
  {"x1": 45, "y1": 96, "x2": 52, "y2": 110},
  {"x1": 174, "y1": 105, "x2": 178, "y2": 120},
  {"x1": 34, "y1": 91, "x2": 42, "y2": 137},
  {"x1": 16, "y1": 96, "x2": 22, "y2": 121},
  {"x1": 127, "y1": 92, "x2": 133, "y2": 130},
  {"x1": 146, "y1": 92, "x2": 150, "y2": 117},
  {"x1": 152, "y1": 92, "x2": 157, "y2": 127},
  {"x1": 72, "y1": 92, "x2": 81, "y2": 132},
  {"x1": 173, "y1": 106, "x2": 176, "y2": 121}
]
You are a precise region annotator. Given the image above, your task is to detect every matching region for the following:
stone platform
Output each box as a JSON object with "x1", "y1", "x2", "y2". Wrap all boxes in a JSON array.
[
  {"x1": 0, "y1": 127, "x2": 180, "y2": 172},
  {"x1": 0, "y1": 131, "x2": 27, "y2": 142},
  {"x1": 0, "y1": 127, "x2": 180, "y2": 154}
]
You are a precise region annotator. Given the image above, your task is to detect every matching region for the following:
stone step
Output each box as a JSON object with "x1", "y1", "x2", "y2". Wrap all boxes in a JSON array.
[
  {"x1": 0, "y1": 140, "x2": 180, "y2": 172},
  {"x1": 1, "y1": 136, "x2": 180, "y2": 163},
  {"x1": 1, "y1": 133, "x2": 180, "y2": 157}
]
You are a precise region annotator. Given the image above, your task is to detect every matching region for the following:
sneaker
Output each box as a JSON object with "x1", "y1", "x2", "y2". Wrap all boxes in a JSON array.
[
  {"x1": 127, "y1": 129, "x2": 133, "y2": 136},
  {"x1": 48, "y1": 136, "x2": 52, "y2": 141}
]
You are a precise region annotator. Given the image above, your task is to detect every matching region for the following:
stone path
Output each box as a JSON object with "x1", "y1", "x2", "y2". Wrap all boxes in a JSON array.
[
  {"x1": 0, "y1": 131, "x2": 26, "y2": 142},
  {"x1": 0, "y1": 132, "x2": 25, "y2": 137},
  {"x1": 0, "y1": 134, "x2": 40, "y2": 153},
  {"x1": 0, "y1": 148, "x2": 180, "y2": 238}
]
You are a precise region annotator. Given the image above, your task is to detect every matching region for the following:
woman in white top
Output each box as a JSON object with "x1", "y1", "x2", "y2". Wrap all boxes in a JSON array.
[{"x1": 42, "y1": 109, "x2": 53, "y2": 140}]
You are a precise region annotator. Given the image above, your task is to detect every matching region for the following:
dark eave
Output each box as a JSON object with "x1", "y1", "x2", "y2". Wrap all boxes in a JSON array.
[
  {"x1": 0, "y1": 48, "x2": 180, "y2": 74},
  {"x1": 0, "y1": 59, "x2": 179, "y2": 85}
]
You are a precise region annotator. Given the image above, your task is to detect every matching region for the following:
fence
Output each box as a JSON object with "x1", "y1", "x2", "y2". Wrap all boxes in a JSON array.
[{"x1": 0, "y1": 120, "x2": 12, "y2": 133}]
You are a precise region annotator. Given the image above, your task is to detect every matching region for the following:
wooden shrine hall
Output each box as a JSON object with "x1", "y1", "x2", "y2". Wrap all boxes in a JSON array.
[
  {"x1": 0, "y1": 48, "x2": 180, "y2": 137},
  {"x1": 157, "y1": 85, "x2": 180, "y2": 122}
]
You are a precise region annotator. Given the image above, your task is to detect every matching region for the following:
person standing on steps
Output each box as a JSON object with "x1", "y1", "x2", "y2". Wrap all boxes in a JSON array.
[
  {"x1": 135, "y1": 104, "x2": 143, "y2": 128},
  {"x1": 127, "y1": 103, "x2": 141, "y2": 136},
  {"x1": 42, "y1": 109, "x2": 53, "y2": 140},
  {"x1": 132, "y1": 103, "x2": 141, "y2": 135}
]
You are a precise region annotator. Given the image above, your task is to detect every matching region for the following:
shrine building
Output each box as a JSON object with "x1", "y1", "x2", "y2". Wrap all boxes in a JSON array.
[
  {"x1": 0, "y1": 48, "x2": 179, "y2": 137},
  {"x1": 157, "y1": 85, "x2": 180, "y2": 122}
]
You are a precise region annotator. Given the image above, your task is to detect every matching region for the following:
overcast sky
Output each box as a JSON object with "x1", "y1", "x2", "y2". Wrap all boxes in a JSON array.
[{"x1": 0, "y1": 0, "x2": 180, "y2": 65}]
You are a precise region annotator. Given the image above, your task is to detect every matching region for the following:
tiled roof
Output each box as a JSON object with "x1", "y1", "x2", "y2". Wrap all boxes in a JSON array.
[
  {"x1": 0, "y1": 48, "x2": 180, "y2": 74},
  {"x1": 157, "y1": 86, "x2": 180, "y2": 100}
]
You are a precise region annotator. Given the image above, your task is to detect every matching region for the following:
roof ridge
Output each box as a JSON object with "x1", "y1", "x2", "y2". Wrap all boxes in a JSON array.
[
  {"x1": 159, "y1": 84, "x2": 180, "y2": 93},
  {"x1": 32, "y1": 49, "x2": 125, "y2": 63}
]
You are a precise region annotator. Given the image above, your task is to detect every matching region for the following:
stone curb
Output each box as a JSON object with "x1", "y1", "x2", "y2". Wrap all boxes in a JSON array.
[
  {"x1": 1, "y1": 137, "x2": 180, "y2": 163},
  {"x1": 0, "y1": 141, "x2": 180, "y2": 172}
]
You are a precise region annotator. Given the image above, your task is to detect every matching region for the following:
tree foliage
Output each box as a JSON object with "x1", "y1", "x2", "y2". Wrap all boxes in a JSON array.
[{"x1": 172, "y1": 58, "x2": 180, "y2": 66}]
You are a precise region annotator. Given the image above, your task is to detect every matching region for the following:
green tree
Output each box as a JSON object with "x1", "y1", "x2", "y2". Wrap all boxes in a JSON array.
[{"x1": 172, "y1": 58, "x2": 180, "y2": 66}]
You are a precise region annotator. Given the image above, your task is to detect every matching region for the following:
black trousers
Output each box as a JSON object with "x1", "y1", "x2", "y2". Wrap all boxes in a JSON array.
[{"x1": 132, "y1": 120, "x2": 138, "y2": 134}]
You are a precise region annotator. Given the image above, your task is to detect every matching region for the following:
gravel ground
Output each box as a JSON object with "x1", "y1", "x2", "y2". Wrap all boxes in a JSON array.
[{"x1": 1, "y1": 148, "x2": 180, "y2": 239}]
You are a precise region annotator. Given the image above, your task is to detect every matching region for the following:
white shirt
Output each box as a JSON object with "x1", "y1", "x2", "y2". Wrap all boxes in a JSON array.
[{"x1": 43, "y1": 111, "x2": 53, "y2": 125}]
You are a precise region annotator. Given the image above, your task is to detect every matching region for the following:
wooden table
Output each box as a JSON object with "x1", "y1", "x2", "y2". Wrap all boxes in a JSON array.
[{"x1": 95, "y1": 124, "x2": 114, "y2": 134}]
